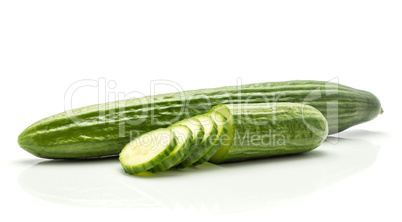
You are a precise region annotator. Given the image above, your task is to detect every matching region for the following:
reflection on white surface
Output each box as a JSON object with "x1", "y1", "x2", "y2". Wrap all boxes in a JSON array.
[{"x1": 18, "y1": 136, "x2": 380, "y2": 213}]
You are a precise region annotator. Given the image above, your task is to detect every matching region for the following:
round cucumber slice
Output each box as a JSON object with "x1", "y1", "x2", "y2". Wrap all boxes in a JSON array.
[
  {"x1": 195, "y1": 114, "x2": 218, "y2": 148},
  {"x1": 173, "y1": 118, "x2": 204, "y2": 146},
  {"x1": 177, "y1": 114, "x2": 218, "y2": 168},
  {"x1": 119, "y1": 128, "x2": 177, "y2": 175},
  {"x1": 149, "y1": 125, "x2": 193, "y2": 172},
  {"x1": 208, "y1": 105, "x2": 234, "y2": 164},
  {"x1": 193, "y1": 112, "x2": 228, "y2": 165},
  {"x1": 172, "y1": 118, "x2": 204, "y2": 168}
]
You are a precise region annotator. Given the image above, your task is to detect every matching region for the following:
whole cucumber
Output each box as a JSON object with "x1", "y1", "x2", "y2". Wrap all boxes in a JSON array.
[{"x1": 18, "y1": 80, "x2": 381, "y2": 159}]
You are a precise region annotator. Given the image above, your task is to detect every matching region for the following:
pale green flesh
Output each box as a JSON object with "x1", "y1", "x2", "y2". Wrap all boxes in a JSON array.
[
  {"x1": 119, "y1": 128, "x2": 176, "y2": 174},
  {"x1": 150, "y1": 125, "x2": 193, "y2": 172},
  {"x1": 194, "y1": 112, "x2": 228, "y2": 165}
]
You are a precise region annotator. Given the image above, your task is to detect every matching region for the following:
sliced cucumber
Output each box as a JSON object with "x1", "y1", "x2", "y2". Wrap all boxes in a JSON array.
[
  {"x1": 172, "y1": 118, "x2": 204, "y2": 168},
  {"x1": 193, "y1": 112, "x2": 228, "y2": 165},
  {"x1": 207, "y1": 105, "x2": 234, "y2": 164},
  {"x1": 119, "y1": 128, "x2": 177, "y2": 175},
  {"x1": 179, "y1": 114, "x2": 219, "y2": 167},
  {"x1": 149, "y1": 125, "x2": 193, "y2": 172},
  {"x1": 173, "y1": 118, "x2": 204, "y2": 145}
]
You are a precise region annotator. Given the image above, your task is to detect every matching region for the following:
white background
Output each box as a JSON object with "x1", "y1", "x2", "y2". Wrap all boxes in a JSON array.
[{"x1": 1, "y1": 0, "x2": 401, "y2": 221}]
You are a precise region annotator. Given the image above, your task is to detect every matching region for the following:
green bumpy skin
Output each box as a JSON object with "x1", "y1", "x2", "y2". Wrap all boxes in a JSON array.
[
  {"x1": 18, "y1": 80, "x2": 381, "y2": 159},
  {"x1": 215, "y1": 103, "x2": 329, "y2": 163}
]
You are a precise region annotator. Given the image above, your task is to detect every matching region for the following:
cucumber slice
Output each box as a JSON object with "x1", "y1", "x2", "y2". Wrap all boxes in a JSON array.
[
  {"x1": 207, "y1": 105, "x2": 234, "y2": 164},
  {"x1": 173, "y1": 118, "x2": 204, "y2": 145},
  {"x1": 149, "y1": 125, "x2": 193, "y2": 172},
  {"x1": 177, "y1": 114, "x2": 219, "y2": 167},
  {"x1": 172, "y1": 118, "x2": 204, "y2": 168},
  {"x1": 119, "y1": 128, "x2": 177, "y2": 175},
  {"x1": 193, "y1": 112, "x2": 228, "y2": 165}
]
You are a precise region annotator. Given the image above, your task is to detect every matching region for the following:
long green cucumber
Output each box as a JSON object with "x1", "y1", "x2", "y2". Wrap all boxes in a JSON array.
[{"x1": 18, "y1": 80, "x2": 381, "y2": 159}]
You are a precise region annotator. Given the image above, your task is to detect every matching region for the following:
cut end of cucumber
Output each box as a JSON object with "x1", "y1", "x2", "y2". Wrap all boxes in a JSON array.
[
  {"x1": 208, "y1": 105, "x2": 234, "y2": 164},
  {"x1": 119, "y1": 128, "x2": 176, "y2": 175}
]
